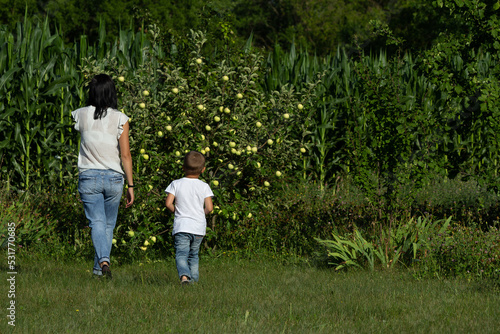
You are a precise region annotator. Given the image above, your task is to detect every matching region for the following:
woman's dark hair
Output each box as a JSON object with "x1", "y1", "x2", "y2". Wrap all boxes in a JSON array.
[{"x1": 87, "y1": 74, "x2": 118, "y2": 119}]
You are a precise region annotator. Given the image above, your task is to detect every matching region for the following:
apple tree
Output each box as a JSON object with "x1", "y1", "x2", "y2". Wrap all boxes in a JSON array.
[{"x1": 79, "y1": 28, "x2": 320, "y2": 255}]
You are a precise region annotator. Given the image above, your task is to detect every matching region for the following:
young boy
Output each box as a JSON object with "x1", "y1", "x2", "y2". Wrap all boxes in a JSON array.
[{"x1": 165, "y1": 151, "x2": 214, "y2": 285}]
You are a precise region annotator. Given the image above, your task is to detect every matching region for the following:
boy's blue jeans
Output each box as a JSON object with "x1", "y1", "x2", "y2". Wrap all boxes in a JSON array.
[
  {"x1": 174, "y1": 232, "x2": 204, "y2": 282},
  {"x1": 78, "y1": 169, "x2": 123, "y2": 275}
]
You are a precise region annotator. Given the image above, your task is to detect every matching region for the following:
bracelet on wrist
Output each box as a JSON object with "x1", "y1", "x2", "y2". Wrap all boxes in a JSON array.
[{"x1": 128, "y1": 184, "x2": 135, "y2": 188}]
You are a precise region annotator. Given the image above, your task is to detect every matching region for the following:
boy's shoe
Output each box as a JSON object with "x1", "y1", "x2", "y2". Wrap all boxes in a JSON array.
[{"x1": 102, "y1": 265, "x2": 112, "y2": 279}]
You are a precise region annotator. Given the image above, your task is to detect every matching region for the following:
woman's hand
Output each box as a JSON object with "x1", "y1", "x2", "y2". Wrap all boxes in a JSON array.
[{"x1": 126, "y1": 187, "x2": 134, "y2": 208}]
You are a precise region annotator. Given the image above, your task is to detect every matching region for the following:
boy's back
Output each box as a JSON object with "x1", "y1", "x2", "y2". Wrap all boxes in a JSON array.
[{"x1": 165, "y1": 177, "x2": 214, "y2": 236}]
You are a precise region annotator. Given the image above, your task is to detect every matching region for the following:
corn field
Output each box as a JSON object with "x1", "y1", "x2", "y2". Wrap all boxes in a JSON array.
[
  {"x1": 0, "y1": 17, "x2": 155, "y2": 191},
  {"x1": 2, "y1": 16, "x2": 500, "y2": 194}
]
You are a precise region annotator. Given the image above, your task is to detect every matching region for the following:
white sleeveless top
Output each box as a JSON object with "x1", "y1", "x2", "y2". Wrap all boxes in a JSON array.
[{"x1": 72, "y1": 106, "x2": 129, "y2": 174}]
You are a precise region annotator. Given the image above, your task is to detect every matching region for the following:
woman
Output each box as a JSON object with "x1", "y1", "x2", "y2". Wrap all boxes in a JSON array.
[{"x1": 72, "y1": 74, "x2": 134, "y2": 278}]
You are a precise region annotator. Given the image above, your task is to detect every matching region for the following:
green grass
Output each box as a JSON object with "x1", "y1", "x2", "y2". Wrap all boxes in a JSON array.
[{"x1": 1, "y1": 253, "x2": 499, "y2": 333}]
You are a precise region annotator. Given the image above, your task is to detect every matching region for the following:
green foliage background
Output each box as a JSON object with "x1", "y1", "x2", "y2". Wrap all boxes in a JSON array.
[
  {"x1": 1, "y1": 0, "x2": 500, "y2": 276},
  {"x1": 0, "y1": 0, "x2": 462, "y2": 55}
]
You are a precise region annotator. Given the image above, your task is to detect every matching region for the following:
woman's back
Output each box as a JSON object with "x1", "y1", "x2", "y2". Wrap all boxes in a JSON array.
[{"x1": 72, "y1": 106, "x2": 129, "y2": 174}]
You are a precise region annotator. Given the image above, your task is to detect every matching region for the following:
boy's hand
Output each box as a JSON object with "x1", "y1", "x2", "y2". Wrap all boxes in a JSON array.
[
  {"x1": 165, "y1": 193, "x2": 175, "y2": 213},
  {"x1": 204, "y1": 197, "x2": 213, "y2": 215}
]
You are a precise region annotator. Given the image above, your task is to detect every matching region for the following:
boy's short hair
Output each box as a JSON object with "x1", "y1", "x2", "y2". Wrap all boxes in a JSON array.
[{"x1": 183, "y1": 151, "x2": 206, "y2": 175}]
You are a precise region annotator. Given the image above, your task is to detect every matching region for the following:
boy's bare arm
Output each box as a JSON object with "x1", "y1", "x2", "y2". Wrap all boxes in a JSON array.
[
  {"x1": 165, "y1": 193, "x2": 175, "y2": 213},
  {"x1": 204, "y1": 196, "x2": 213, "y2": 215}
]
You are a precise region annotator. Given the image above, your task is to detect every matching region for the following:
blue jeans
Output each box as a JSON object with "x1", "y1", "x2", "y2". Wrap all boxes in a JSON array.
[
  {"x1": 78, "y1": 169, "x2": 123, "y2": 275},
  {"x1": 174, "y1": 233, "x2": 204, "y2": 282}
]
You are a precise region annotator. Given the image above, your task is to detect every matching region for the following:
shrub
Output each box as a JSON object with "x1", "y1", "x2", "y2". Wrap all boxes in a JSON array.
[
  {"x1": 0, "y1": 191, "x2": 57, "y2": 249},
  {"x1": 315, "y1": 216, "x2": 452, "y2": 271},
  {"x1": 413, "y1": 175, "x2": 499, "y2": 227},
  {"x1": 416, "y1": 224, "x2": 500, "y2": 280}
]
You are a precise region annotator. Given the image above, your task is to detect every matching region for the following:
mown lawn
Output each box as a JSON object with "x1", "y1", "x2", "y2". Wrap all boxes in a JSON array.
[{"x1": 1, "y1": 253, "x2": 499, "y2": 333}]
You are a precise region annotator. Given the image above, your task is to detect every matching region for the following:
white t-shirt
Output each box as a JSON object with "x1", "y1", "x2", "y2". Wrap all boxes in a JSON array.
[
  {"x1": 72, "y1": 106, "x2": 129, "y2": 174},
  {"x1": 165, "y1": 177, "x2": 214, "y2": 236}
]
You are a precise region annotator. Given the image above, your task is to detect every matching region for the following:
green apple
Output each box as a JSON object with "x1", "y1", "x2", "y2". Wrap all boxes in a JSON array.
[
  {"x1": 224, "y1": 107, "x2": 230, "y2": 114},
  {"x1": 300, "y1": 147, "x2": 306, "y2": 153},
  {"x1": 247, "y1": 213, "x2": 252, "y2": 218},
  {"x1": 205, "y1": 125, "x2": 211, "y2": 131},
  {"x1": 112, "y1": 238, "x2": 117, "y2": 245},
  {"x1": 276, "y1": 171, "x2": 282, "y2": 177},
  {"x1": 122, "y1": 239, "x2": 126, "y2": 244},
  {"x1": 140, "y1": 148, "x2": 146, "y2": 154},
  {"x1": 201, "y1": 149, "x2": 206, "y2": 154},
  {"x1": 246, "y1": 146, "x2": 252, "y2": 151},
  {"x1": 213, "y1": 141, "x2": 218, "y2": 147},
  {"x1": 212, "y1": 180, "x2": 219, "y2": 186},
  {"x1": 231, "y1": 148, "x2": 237, "y2": 154},
  {"x1": 283, "y1": 113, "x2": 290, "y2": 119},
  {"x1": 236, "y1": 93, "x2": 243, "y2": 99},
  {"x1": 228, "y1": 163, "x2": 234, "y2": 169},
  {"x1": 118, "y1": 76, "x2": 125, "y2": 82},
  {"x1": 252, "y1": 146, "x2": 258, "y2": 153},
  {"x1": 166, "y1": 116, "x2": 171, "y2": 121},
  {"x1": 175, "y1": 151, "x2": 181, "y2": 156},
  {"x1": 229, "y1": 141, "x2": 236, "y2": 148},
  {"x1": 144, "y1": 240, "x2": 150, "y2": 246},
  {"x1": 219, "y1": 106, "x2": 224, "y2": 112},
  {"x1": 150, "y1": 236, "x2": 156, "y2": 243},
  {"x1": 143, "y1": 154, "x2": 149, "y2": 160},
  {"x1": 196, "y1": 58, "x2": 202, "y2": 64},
  {"x1": 264, "y1": 181, "x2": 270, "y2": 187},
  {"x1": 256, "y1": 162, "x2": 261, "y2": 168},
  {"x1": 201, "y1": 134, "x2": 205, "y2": 140},
  {"x1": 256, "y1": 121, "x2": 262, "y2": 128},
  {"x1": 267, "y1": 139, "x2": 273, "y2": 145},
  {"x1": 222, "y1": 75, "x2": 229, "y2": 81},
  {"x1": 237, "y1": 171, "x2": 242, "y2": 176},
  {"x1": 140, "y1": 246, "x2": 147, "y2": 251},
  {"x1": 197, "y1": 104, "x2": 204, "y2": 110},
  {"x1": 205, "y1": 147, "x2": 210, "y2": 152},
  {"x1": 249, "y1": 187, "x2": 255, "y2": 191},
  {"x1": 172, "y1": 87, "x2": 179, "y2": 94},
  {"x1": 139, "y1": 102, "x2": 146, "y2": 109},
  {"x1": 166, "y1": 125, "x2": 172, "y2": 131},
  {"x1": 298, "y1": 103, "x2": 304, "y2": 110},
  {"x1": 128, "y1": 231, "x2": 135, "y2": 237},
  {"x1": 214, "y1": 116, "x2": 221, "y2": 122},
  {"x1": 148, "y1": 185, "x2": 153, "y2": 191},
  {"x1": 157, "y1": 131, "x2": 163, "y2": 137},
  {"x1": 142, "y1": 90, "x2": 150, "y2": 96}
]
